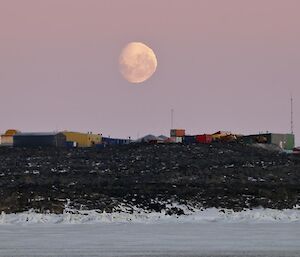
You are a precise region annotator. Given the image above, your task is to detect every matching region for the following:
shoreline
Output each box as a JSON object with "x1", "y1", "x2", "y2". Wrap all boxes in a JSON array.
[{"x1": 1, "y1": 206, "x2": 300, "y2": 225}]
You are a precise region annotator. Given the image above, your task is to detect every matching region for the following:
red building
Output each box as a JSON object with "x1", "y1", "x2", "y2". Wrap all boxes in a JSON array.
[{"x1": 195, "y1": 134, "x2": 213, "y2": 144}]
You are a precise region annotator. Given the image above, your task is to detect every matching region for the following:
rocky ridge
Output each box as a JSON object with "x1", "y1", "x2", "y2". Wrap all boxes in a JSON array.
[{"x1": 0, "y1": 143, "x2": 299, "y2": 214}]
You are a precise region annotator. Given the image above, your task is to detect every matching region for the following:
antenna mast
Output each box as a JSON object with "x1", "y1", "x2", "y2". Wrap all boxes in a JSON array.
[
  {"x1": 171, "y1": 109, "x2": 174, "y2": 129},
  {"x1": 291, "y1": 95, "x2": 294, "y2": 134}
]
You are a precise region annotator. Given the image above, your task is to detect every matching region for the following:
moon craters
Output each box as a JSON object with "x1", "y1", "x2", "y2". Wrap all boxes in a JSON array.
[{"x1": 119, "y1": 42, "x2": 157, "y2": 84}]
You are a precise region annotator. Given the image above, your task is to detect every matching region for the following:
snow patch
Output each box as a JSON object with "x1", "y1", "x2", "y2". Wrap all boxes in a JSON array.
[{"x1": 1, "y1": 205, "x2": 300, "y2": 225}]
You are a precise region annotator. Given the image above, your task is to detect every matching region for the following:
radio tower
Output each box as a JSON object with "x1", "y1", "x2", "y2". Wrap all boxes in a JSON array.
[
  {"x1": 171, "y1": 109, "x2": 174, "y2": 129},
  {"x1": 291, "y1": 95, "x2": 294, "y2": 135}
]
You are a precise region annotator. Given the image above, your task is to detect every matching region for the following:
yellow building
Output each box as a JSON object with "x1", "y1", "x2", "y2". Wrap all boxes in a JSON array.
[
  {"x1": 1, "y1": 129, "x2": 20, "y2": 146},
  {"x1": 212, "y1": 131, "x2": 237, "y2": 142},
  {"x1": 62, "y1": 131, "x2": 101, "y2": 147}
]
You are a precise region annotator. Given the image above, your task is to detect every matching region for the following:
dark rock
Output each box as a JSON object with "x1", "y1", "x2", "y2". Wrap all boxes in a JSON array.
[{"x1": 0, "y1": 143, "x2": 299, "y2": 214}]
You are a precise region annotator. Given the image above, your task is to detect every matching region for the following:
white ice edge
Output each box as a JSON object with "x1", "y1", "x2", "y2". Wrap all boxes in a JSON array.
[{"x1": 1, "y1": 205, "x2": 300, "y2": 225}]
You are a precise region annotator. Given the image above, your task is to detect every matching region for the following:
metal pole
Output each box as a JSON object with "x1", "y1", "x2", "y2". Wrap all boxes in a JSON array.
[
  {"x1": 291, "y1": 95, "x2": 294, "y2": 135},
  {"x1": 171, "y1": 109, "x2": 174, "y2": 129}
]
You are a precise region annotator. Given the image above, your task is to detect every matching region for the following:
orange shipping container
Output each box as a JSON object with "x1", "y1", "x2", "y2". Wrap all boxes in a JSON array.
[{"x1": 170, "y1": 129, "x2": 185, "y2": 137}]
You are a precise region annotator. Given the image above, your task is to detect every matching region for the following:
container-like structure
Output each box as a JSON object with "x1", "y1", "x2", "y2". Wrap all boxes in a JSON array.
[
  {"x1": 242, "y1": 133, "x2": 295, "y2": 150},
  {"x1": 196, "y1": 134, "x2": 213, "y2": 144},
  {"x1": 170, "y1": 129, "x2": 185, "y2": 137},
  {"x1": 13, "y1": 132, "x2": 66, "y2": 147},
  {"x1": 183, "y1": 135, "x2": 196, "y2": 144},
  {"x1": 102, "y1": 137, "x2": 130, "y2": 145},
  {"x1": 62, "y1": 131, "x2": 101, "y2": 148},
  {"x1": 1, "y1": 129, "x2": 20, "y2": 146},
  {"x1": 170, "y1": 137, "x2": 183, "y2": 143}
]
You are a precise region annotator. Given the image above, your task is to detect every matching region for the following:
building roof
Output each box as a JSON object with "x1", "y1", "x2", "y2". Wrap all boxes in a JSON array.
[
  {"x1": 213, "y1": 131, "x2": 231, "y2": 135},
  {"x1": 136, "y1": 134, "x2": 158, "y2": 142},
  {"x1": 14, "y1": 132, "x2": 63, "y2": 136},
  {"x1": 2, "y1": 129, "x2": 20, "y2": 136},
  {"x1": 157, "y1": 135, "x2": 168, "y2": 141},
  {"x1": 245, "y1": 133, "x2": 294, "y2": 136},
  {"x1": 136, "y1": 134, "x2": 169, "y2": 143}
]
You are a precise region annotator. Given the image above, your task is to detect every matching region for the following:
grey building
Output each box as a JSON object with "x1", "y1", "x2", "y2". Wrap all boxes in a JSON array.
[{"x1": 13, "y1": 132, "x2": 66, "y2": 147}]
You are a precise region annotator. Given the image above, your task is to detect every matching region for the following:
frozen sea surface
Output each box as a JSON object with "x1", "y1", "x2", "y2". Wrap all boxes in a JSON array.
[{"x1": 0, "y1": 223, "x2": 300, "y2": 257}]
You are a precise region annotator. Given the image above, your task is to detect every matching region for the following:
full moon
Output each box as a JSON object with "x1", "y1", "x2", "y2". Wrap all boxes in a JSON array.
[{"x1": 119, "y1": 42, "x2": 157, "y2": 83}]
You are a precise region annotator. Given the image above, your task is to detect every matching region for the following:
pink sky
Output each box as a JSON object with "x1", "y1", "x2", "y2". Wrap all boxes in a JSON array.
[{"x1": 0, "y1": 0, "x2": 299, "y2": 144}]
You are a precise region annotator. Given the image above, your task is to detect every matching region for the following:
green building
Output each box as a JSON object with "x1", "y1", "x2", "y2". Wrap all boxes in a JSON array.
[{"x1": 242, "y1": 133, "x2": 295, "y2": 151}]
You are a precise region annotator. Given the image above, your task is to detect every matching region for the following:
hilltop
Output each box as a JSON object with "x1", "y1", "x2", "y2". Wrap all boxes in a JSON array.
[{"x1": 0, "y1": 142, "x2": 299, "y2": 215}]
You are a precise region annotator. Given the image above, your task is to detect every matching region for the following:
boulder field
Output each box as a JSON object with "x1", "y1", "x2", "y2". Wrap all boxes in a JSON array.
[{"x1": 0, "y1": 143, "x2": 299, "y2": 214}]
